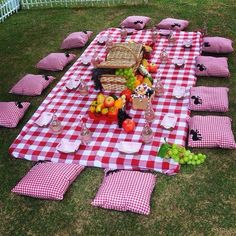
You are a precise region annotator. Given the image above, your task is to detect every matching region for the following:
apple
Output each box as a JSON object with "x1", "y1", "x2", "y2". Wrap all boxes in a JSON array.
[
  {"x1": 122, "y1": 119, "x2": 135, "y2": 133},
  {"x1": 148, "y1": 63, "x2": 158, "y2": 73},
  {"x1": 104, "y1": 96, "x2": 115, "y2": 108},
  {"x1": 108, "y1": 106, "x2": 118, "y2": 117},
  {"x1": 121, "y1": 89, "x2": 133, "y2": 102}
]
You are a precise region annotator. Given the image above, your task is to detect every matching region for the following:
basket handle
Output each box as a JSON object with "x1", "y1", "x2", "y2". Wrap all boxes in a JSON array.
[{"x1": 107, "y1": 44, "x2": 138, "y2": 63}]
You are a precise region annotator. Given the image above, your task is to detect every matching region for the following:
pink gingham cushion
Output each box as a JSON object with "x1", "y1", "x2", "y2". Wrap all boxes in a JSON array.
[
  {"x1": 156, "y1": 18, "x2": 189, "y2": 31},
  {"x1": 195, "y1": 56, "x2": 230, "y2": 77},
  {"x1": 202, "y1": 37, "x2": 234, "y2": 54},
  {"x1": 61, "y1": 31, "x2": 93, "y2": 49},
  {"x1": 9, "y1": 74, "x2": 55, "y2": 96},
  {"x1": 120, "y1": 16, "x2": 150, "y2": 30},
  {"x1": 0, "y1": 102, "x2": 30, "y2": 128},
  {"x1": 92, "y1": 170, "x2": 156, "y2": 215},
  {"x1": 189, "y1": 87, "x2": 229, "y2": 112},
  {"x1": 188, "y1": 116, "x2": 236, "y2": 149},
  {"x1": 36, "y1": 53, "x2": 76, "y2": 71},
  {"x1": 11, "y1": 162, "x2": 84, "y2": 200}
]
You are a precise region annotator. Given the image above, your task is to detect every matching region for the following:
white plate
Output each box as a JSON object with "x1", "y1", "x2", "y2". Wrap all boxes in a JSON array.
[
  {"x1": 173, "y1": 86, "x2": 186, "y2": 99},
  {"x1": 126, "y1": 28, "x2": 135, "y2": 35},
  {"x1": 172, "y1": 58, "x2": 185, "y2": 67},
  {"x1": 56, "y1": 139, "x2": 81, "y2": 154},
  {"x1": 183, "y1": 40, "x2": 192, "y2": 48},
  {"x1": 161, "y1": 114, "x2": 177, "y2": 129},
  {"x1": 97, "y1": 35, "x2": 108, "y2": 44},
  {"x1": 65, "y1": 79, "x2": 81, "y2": 91},
  {"x1": 35, "y1": 112, "x2": 53, "y2": 127},
  {"x1": 81, "y1": 56, "x2": 91, "y2": 66},
  {"x1": 159, "y1": 29, "x2": 171, "y2": 36},
  {"x1": 117, "y1": 141, "x2": 142, "y2": 154}
]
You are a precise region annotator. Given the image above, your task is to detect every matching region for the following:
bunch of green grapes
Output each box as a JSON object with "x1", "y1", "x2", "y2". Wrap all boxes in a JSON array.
[
  {"x1": 165, "y1": 144, "x2": 207, "y2": 165},
  {"x1": 115, "y1": 68, "x2": 136, "y2": 90}
]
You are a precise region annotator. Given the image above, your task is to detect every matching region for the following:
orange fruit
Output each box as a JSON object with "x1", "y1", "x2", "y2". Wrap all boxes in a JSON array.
[
  {"x1": 134, "y1": 79, "x2": 141, "y2": 88},
  {"x1": 136, "y1": 74, "x2": 144, "y2": 83},
  {"x1": 114, "y1": 98, "x2": 123, "y2": 109}
]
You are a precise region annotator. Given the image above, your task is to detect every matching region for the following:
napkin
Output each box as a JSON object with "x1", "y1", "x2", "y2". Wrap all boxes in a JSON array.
[
  {"x1": 161, "y1": 114, "x2": 177, "y2": 129},
  {"x1": 56, "y1": 139, "x2": 81, "y2": 154},
  {"x1": 65, "y1": 79, "x2": 81, "y2": 90},
  {"x1": 35, "y1": 112, "x2": 53, "y2": 127},
  {"x1": 173, "y1": 86, "x2": 186, "y2": 99},
  {"x1": 117, "y1": 141, "x2": 142, "y2": 154}
]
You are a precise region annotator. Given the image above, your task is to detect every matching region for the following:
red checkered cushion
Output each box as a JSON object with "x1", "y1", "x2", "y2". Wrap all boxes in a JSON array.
[
  {"x1": 9, "y1": 74, "x2": 55, "y2": 96},
  {"x1": 91, "y1": 170, "x2": 156, "y2": 215},
  {"x1": 36, "y1": 53, "x2": 76, "y2": 71},
  {"x1": 61, "y1": 31, "x2": 93, "y2": 49},
  {"x1": 0, "y1": 102, "x2": 30, "y2": 128},
  {"x1": 188, "y1": 116, "x2": 236, "y2": 149},
  {"x1": 120, "y1": 16, "x2": 150, "y2": 30},
  {"x1": 156, "y1": 18, "x2": 189, "y2": 31},
  {"x1": 195, "y1": 56, "x2": 230, "y2": 77},
  {"x1": 202, "y1": 37, "x2": 234, "y2": 54},
  {"x1": 189, "y1": 86, "x2": 229, "y2": 112},
  {"x1": 11, "y1": 162, "x2": 84, "y2": 200}
]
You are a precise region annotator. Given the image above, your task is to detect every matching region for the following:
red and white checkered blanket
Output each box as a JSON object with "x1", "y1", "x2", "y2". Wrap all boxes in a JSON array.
[{"x1": 9, "y1": 28, "x2": 202, "y2": 175}]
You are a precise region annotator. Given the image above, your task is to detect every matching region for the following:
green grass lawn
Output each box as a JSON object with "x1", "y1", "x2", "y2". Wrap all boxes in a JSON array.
[{"x1": 0, "y1": 1, "x2": 236, "y2": 235}]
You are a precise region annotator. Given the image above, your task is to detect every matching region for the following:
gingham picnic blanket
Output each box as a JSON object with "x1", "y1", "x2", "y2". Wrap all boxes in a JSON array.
[{"x1": 9, "y1": 28, "x2": 202, "y2": 175}]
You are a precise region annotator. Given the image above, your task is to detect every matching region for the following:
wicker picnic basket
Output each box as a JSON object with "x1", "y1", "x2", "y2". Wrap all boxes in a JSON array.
[{"x1": 96, "y1": 42, "x2": 143, "y2": 91}]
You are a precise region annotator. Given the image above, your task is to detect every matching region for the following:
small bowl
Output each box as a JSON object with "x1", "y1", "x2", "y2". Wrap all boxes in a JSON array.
[{"x1": 117, "y1": 141, "x2": 142, "y2": 154}]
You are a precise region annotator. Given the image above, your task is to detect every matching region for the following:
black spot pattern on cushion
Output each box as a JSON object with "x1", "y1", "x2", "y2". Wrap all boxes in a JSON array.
[
  {"x1": 65, "y1": 52, "x2": 70, "y2": 58},
  {"x1": 197, "y1": 64, "x2": 207, "y2": 71},
  {"x1": 190, "y1": 129, "x2": 202, "y2": 141},
  {"x1": 171, "y1": 23, "x2": 181, "y2": 28},
  {"x1": 134, "y1": 20, "x2": 143, "y2": 25},
  {"x1": 15, "y1": 102, "x2": 23, "y2": 109}
]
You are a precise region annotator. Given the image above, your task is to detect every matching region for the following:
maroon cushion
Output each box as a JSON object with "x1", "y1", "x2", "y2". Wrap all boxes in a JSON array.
[
  {"x1": 156, "y1": 18, "x2": 189, "y2": 31},
  {"x1": 188, "y1": 116, "x2": 236, "y2": 149},
  {"x1": 120, "y1": 16, "x2": 151, "y2": 30},
  {"x1": 9, "y1": 74, "x2": 55, "y2": 96},
  {"x1": 11, "y1": 162, "x2": 85, "y2": 200},
  {"x1": 195, "y1": 56, "x2": 230, "y2": 77},
  {"x1": 0, "y1": 102, "x2": 30, "y2": 128},
  {"x1": 202, "y1": 37, "x2": 234, "y2": 54},
  {"x1": 61, "y1": 31, "x2": 93, "y2": 49},
  {"x1": 189, "y1": 87, "x2": 229, "y2": 112},
  {"x1": 36, "y1": 53, "x2": 76, "y2": 71},
  {"x1": 92, "y1": 170, "x2": 156, "y2": 215}
]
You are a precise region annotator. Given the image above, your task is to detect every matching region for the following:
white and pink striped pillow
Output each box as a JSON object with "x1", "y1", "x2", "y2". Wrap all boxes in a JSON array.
[
  {"x1": 9, "y1": 74, "x2": 55, "y2": 96},
  {"x1": 0, "y1": 102, "x2": 30, "y2": 128},
  {"x1": 61, "y1": 31, "x2": 93, "y2": 49},
  {"x1": 195, "y1": 56, "x2": 230, "y2": 77},
  {"x1": 156, "y1": 18, "x2": 189, "y2": 31},
  {"x1": 202, "y1": 37, "x2": 234, "y2": 54},
  {"x1": 11, "y1": 162, "x2": 84, "y2": 200},
  {"x1": 92, "y1": 170, "x2": 156, "y2": 215},
  {"x1": 189, "y1": 87, "x2": 229, "y2": 112},
  {"x1": 36, "y1": 53, "x2": 76, "y2": 71},
  {"x1": 188, "y1": 116, "x2": 236, "y2": 149}
]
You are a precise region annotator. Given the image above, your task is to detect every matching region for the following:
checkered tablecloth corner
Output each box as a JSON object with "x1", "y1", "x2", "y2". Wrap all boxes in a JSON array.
[{"x1": 9, "y1": 28, "x2": 202, "y2": 175}]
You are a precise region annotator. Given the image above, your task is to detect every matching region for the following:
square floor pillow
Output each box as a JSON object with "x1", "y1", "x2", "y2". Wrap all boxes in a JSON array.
[
  {"x1": 9, "y1": 74, "x2": 55, "y2": 96},
  {"x1": 120, "y1": 16, "x2": 151, "y2": 30},
  {"x1": 0, "y1": 102, "x2": 30, "y2": 128},
  {"x1": 202, "y1": 37, "x2": 234, "y2": 54},
  {"x1": 36, "y1": 53, "x2": 76, "y2": 71},
  {"x1": 61, "y1": 31, "x2": 93, "y2": 49},
  {"x1": 189, "y1": 86, "x2": 229, "y2": 112},
  {"x1": 195, "y1": 56, "x2": 230, "y2": 77},
  {"x1": 11, "y1": 162, "x2": 85, "y2": 200},
  {"x1": 188, "y1": 116, "x2": 236, "y2": 149},
  {"x1": 156, "y1": 18, "x2": 189, "y2": 31},
  {"x1": 92, "y1": 170, "x2": 156, "y2": 215}
]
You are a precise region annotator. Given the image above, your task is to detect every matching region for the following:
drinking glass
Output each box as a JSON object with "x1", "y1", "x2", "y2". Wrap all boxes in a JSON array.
[
  {"x1": 49, "y1": 110, "x2": 62, "y2": 134},
  {"x1": 141, "y1": 121, "x2": 154, "y2": 144}
]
